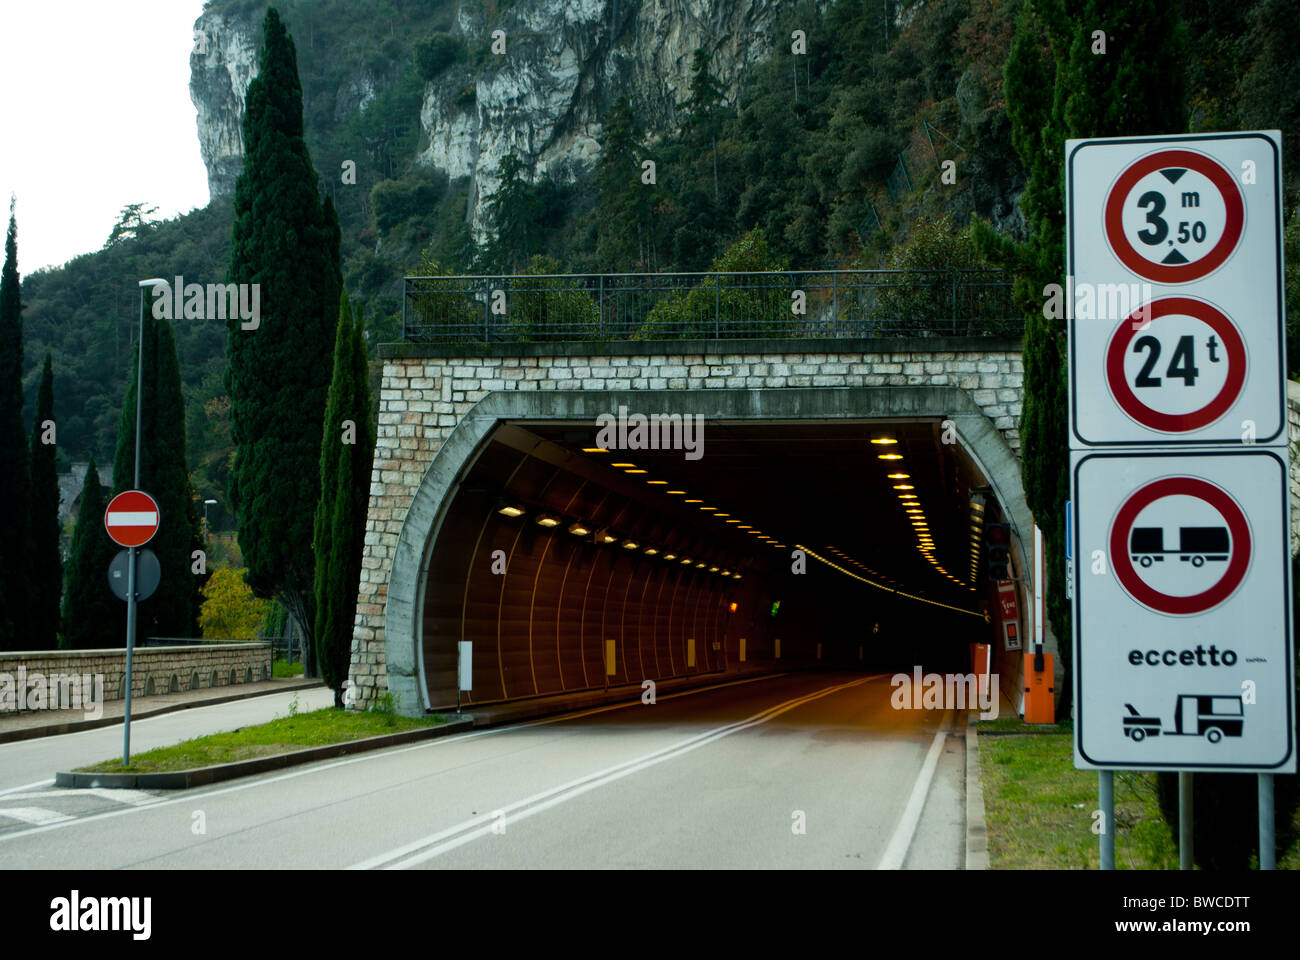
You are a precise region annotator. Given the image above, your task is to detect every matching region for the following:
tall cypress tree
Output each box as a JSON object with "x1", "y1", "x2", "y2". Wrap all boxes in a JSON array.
[
  {"x1": 60, "y1": 457, "x2": 119, "y2": 649},
  {"x1": 314, "y1": 293, "x2": 374, "y2": 707},
  {"x1": 0, "y1": 199, "x2": 30, "y2": 650},
  {"x1": 226, "y1": 6, "x2": 342, "y2": 674},
  {"x1": 28, "y1": 351, "x2": 61, "y2": 647},
  {"x1": 972, "y1": 0, "x2": 1187, "y2": 716},
  {"x1": 113, "y1": 313, "x2": 203, "y2": 639}
]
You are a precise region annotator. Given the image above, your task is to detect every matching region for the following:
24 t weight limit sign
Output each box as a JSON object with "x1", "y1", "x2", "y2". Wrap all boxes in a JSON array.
[{"x1": 1106, "y1": 297, "x2": 1246, "y2": 433}]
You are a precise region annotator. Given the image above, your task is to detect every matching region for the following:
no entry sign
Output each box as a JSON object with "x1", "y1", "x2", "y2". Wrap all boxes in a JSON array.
[
  {"x1": 104, "y1": 490, "x2": 160, "y2": 548},
  {"x1": 1067, "y1": 132, "x2": 1284, "y2": 446},
  {"x1": 1072, "y1": 451, "x2": 1293, "y2": 772}
]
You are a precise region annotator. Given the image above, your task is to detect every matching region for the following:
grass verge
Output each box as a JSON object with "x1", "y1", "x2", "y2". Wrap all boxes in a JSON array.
[
  {"x1": 75, "y1": 702, "x2": 445, "y2": 774},
  {"x1": 978, "y1": 716, "x2": 1178, "y2": 869},
  {"x1": 272, "y1": 657, "x2": 304, "y2": 678},
  {"x1": 977, "y1": 715, "x2": 1300, "y2": 868}
]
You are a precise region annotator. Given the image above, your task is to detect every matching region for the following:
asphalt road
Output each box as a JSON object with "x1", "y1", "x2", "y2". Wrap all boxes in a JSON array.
[{"x1": 0, "y1": 672, "x2": 966, "y2": 869}]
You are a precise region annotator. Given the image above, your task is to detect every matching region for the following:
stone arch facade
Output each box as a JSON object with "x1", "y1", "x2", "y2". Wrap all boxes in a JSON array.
[{"x1": 351, "y1": 339, "x2": 1034, "y2": 716}]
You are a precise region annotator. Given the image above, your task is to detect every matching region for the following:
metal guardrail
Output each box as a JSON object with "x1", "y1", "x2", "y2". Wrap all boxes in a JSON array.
[{"x1": 401, "y1": 270, "x2": 1021, "y2": 343}]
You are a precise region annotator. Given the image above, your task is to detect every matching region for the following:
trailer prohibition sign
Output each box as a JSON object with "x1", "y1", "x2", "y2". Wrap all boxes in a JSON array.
[
  {"x1": 1072, "y1": 450, "x2": 1294, "y2": 772},
  {"x1": 1108, "y1": 475, "x2": 1250, "y2": 615}
]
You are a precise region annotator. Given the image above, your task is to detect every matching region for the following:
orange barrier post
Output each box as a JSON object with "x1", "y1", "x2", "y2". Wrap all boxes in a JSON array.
[{"x1": 1023, "y1": 652, "x2": 1055, "y2": 723}]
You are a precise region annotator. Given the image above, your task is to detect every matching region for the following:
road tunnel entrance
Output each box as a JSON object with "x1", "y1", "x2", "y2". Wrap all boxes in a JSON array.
[{"x1": 391, "y1": 387, "x2": 1041, "y2": 714}]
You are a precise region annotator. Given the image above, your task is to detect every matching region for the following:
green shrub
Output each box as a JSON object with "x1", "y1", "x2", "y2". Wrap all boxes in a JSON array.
[
  {"x1": 414, "y1": 33, "x2": 465, "y2": 81},
  {"x1": 636, "y1": 228, "x2": 795, "y2": 339},
  {"x1": 506, "y1": 255, "x2": 602, "y2": 342}
]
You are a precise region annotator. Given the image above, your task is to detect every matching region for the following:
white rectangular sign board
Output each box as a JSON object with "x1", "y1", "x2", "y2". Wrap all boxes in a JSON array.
[
  {"x1": 1066, "y1": 132, "x2": 1285, "y2": 447},
  {"x1": 1072, "y1": 450, "x2": 1294, "y2": 772}
]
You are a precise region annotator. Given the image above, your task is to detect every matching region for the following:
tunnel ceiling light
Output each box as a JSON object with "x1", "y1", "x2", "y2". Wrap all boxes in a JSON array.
[
  {"x1": 667, "y1": 490, "x2": 687, "y2": 495},
  {"x1": 898, "y1": 494, "x2": 917, "y2": 500},
  {"x1": 644, "y1": 546, "x2": 659, "y2": 555},
  {"x1": 695, "y1": 562, "x2": 708, "y2": 568},
  {"x1": 596, "y1": 529, "x2": 618, "y2": 544},
  {"x1": 497, "y1": 504, "x2": 526, "y2": 518},
  {"x1": 663, "y1": 552, "x2": 677, "y2": 560},
  {"x1": 583, "y1": 447, "x2": 610, "y2": 453},
  {"x1": 624, "y1": 469, "x2": 648, "y2": 474},
  {"x1": 611, "y1": 462, "x2": 636, "y2": 468},
  {"x1": 970, "y1": 502, "x2": 985, "y2": 512},
  {"x1": 715, "y1": 512, "x2": 730, "y2": 517},
  {"x1": 892, "y1": 484, "x2": 915, "y2": 490},
  {"x1": 887, "y1": 473, "x2": 910, "y2": 479},
  {"x1": 568, "y1": 522, "x2": 591, "y2": 536},
  {"x1": 685, "y1": 498, "x2": 702, "y2": 503},
  {"x1": 699, "y1": 506, "x2": 717, "y2": 511},
  {"x1": 647, "y1": 479, "x2": 668, "y2": 485},
  {"x1": 536, "y1": 514, "x2": 561, "y2": 528},
  {"x1": 681, "y1": 557, "x2": 693, "y2": 564},
  {"x1": 877, "y1": 453, "x2": 904, "y2": 460},
  {"x1": 733, "y1": 574, "x2": 743, "y2": 580},
  {"x1": 725, "y1": 519, "x2": 741, "y2": 524},
  {"x1": 737, "y1": 524, "x2": 752, "y2": 529},
  {"x1": 869, "y1": 435, "x2": 898, "y2": 445},
  {"x1": 622, "y1": 539, "x2": 639, "y2": 550},
  {"x1": 709, "y1": 565, "x2": 720, "y2": 572}
]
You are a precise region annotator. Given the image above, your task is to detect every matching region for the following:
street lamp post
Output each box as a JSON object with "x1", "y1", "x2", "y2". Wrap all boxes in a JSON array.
[
  {"x1": 123, "y1": 279, "x2": 169, "y2": 767},
  {"x1": 203, "y1": 498, "x2": 218, "y2": 546}
]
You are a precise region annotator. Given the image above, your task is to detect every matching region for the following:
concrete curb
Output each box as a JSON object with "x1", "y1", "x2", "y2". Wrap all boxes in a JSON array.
[
  {"x1": 965, "y1": 715, "x2": 990, "y2": 870},
  {"x1": 0, "y1": 680, "x2": 326, "y2": 745},
  {"x1": 55, "y1": 717, "x2": 475, "y2": 790}
]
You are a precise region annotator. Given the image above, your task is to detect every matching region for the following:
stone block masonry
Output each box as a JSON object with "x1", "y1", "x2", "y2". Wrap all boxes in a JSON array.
[
  {"x1": 349, "y1": 337, "x2": 1026, "y2": 710},
  {"x1": 0, "y1": 643, "x2": 272, "y2": 713}
]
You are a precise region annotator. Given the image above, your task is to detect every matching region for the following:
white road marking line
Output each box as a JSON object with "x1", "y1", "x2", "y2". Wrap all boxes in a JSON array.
[
  {"x1": 0, "y1": 779, "x2": 54, "y2": 798},
  {"x1": 352, "y1": 676, "x2": 878, "y2": 870},
  {"x1": 0, "y1": 672, "x2": 816, "y2": 846},
  {"x1": 4, "y1": 788, "x2": 160, "y2": 806},
  {"x1": 876, "y1": 709, "x2": 953, "y2": 870},
  {"x1": 0, "y1": 807, "x2": 73, "y2": 826}
]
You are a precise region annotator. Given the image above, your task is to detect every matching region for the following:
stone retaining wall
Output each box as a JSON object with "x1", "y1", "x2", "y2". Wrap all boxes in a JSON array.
[{"x1": 0, "y1": 643, "x2": 272, "y2": 713}]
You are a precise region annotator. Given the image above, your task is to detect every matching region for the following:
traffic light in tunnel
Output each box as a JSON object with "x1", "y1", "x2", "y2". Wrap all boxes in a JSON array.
[{"x1": 984, "y1": 522, "x2": 1010, "y2": 580}]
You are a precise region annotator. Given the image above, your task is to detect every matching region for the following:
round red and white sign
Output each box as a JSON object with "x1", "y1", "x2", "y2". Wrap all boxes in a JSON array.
[
  {"x1": 1109, "y1": 476, "x2": 1250, "y2": 616},
  {"x1": 104, "y1": 490, "x2": 161, "y2": 548},
  {"x1": 1104, "y1": 149, "x2": 1244, "y2": 283},
  {"x1": 1105, "y1": 297, "x2": 1246, "y2": 433}
]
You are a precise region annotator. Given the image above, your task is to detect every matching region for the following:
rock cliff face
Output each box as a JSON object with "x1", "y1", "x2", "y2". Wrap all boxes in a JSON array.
[
  {"x1": 190, "y1": 0, "x2": 787, "y2": 235},
  {"x1": 190, "y1": 8, "x2": 260, "y2": 201}
]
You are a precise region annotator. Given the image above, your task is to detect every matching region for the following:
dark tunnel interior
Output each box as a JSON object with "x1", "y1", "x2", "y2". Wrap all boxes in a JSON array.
[{"x1": 418, "y1": 417, "x2": 1010, "y2": 710}]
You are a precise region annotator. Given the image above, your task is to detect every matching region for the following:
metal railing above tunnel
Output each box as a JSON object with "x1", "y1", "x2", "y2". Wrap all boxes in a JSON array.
[{"x1": 401, "y1": 269, "x2": 1021, "y2": 343}]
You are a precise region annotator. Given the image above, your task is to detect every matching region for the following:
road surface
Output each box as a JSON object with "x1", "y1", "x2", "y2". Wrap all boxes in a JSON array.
[{"x1": 0, "y1": 672, "x2": 966, "y2": 869}]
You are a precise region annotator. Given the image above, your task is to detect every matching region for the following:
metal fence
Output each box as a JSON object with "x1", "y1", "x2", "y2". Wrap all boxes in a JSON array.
[{"x1": 402, "y1": 270, "x2": 1020, "y2": 343}]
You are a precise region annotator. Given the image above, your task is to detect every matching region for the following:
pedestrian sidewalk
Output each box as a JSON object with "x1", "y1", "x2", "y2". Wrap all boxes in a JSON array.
[{"x1": 0, "y1": 676, "x2": 324, "y2": 744}]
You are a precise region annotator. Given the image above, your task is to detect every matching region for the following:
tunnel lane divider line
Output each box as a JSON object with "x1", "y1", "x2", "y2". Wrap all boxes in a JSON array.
[
  {"x1": 796, "y1": 545, "x2": 987, "y2": 619},
  {"x1": 0, "y1": 672, "x2": 813, "y2": 846},
  {"x1": 350, "y1": 676, "x2": 880, "y2": 870},
  {"x1": 876, "y1": 709, "x2": 954, "y2": 870}
]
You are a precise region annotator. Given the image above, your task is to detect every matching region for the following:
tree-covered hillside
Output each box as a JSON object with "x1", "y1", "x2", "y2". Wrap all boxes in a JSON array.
[{"x1": 17, "y1": 0, "x2": 1299, "y2": 517}]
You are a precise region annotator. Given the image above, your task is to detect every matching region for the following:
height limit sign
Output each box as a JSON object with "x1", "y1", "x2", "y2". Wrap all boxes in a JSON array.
[{"x1": 1067, "y1": 132, "x2": 1285, "y2": 447}]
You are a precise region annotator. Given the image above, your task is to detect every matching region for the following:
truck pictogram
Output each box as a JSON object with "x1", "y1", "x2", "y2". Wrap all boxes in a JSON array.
[{"x1": 1129, "y1": 525, "x2": 1229, "y2": 568}]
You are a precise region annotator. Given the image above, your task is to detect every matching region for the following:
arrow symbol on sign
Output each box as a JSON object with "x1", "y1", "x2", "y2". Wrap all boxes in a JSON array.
[{"x1": 1160, "y1": 167, "x2": 1187, "y2": 183}]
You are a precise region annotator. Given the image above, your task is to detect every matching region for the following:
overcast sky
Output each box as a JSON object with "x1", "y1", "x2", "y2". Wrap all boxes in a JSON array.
[{"x1": 0, "y1": 0, "x2": 211, "y2": 273}]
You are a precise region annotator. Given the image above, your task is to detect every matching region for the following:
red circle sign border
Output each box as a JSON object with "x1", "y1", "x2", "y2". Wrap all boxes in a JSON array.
[
  {"x1": 104, "y1": 490, "x2": 161, "y2": 548},
  {"x1": 1103, "y1": 149, "x2": 1244, "y2": 284},
  {"x1": 1109, "y1": 476, "x2": 1251, "y2": 615},
  {"x1": 1105, "y1": 296, "x2": 1246, "y2": 432}
]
